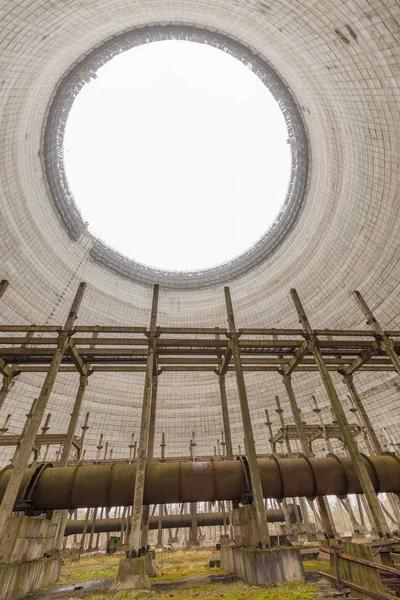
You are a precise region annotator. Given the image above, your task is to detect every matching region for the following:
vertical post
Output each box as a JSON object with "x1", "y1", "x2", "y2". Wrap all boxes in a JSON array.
[
  {"x1": 160, "y1": 432, "x2": 166, "y2": 461},
  {"x1": 0, "y1": 376, "x2": 13, "y2": 412},
  {"x1": 353, "y1": 291, "x2": 400, "y2": 375},
  {"x1": 282, "y1": 375, "x2": 336, "y2": 537},
  {"x1": 274, "y1": 396, "x2": 309, "y2": 532},
  {"x1": 188, "y1": 431, "x2": 199, "y2": 547},
  {"x1": 60, "y1": 377, "x2": 88, "y2": 464},
  {"x1": 141, "y1": 367, "x2": 159, "y2": 548},
  {"x1": 0, "y1": 282, "x2": 86, "y2": 537},
  {"x1": 78, "y1": 413, "x2": 90, "y2": 460},
  {"x1": 0, "y1": 331, "x2": 34, "y2": 411},
  {"x1": 79, "y1": 508, "x2": 91, "y2": 551},
  {"x1": 290, "y1": 288, "x2": 391, "y2": 538},
  {"x1": 128, "y1": 284, "x2": 159, "y2": 557},
  {"x1": 312, "y1": 396, "x2": 361, "y2": 534},
  {"x1": 216, "y1": 333, "x2": 233, "y2": 460},
  {"x1": 157, "y1": 504, "x2": 164, "y2": 548},
  {"x1": 11, "y1": 398, "x2": 38, "y2": 465},
  {"x1": 344, "y1": 376, "x2": 382, "y2": 454},
  {"x1": 0, "y1": 414, "x2": 11, "y2": 434},
  {"x1": 0, "y1": 280, "x2": 9, "y2": 299},
  {"x1": 224, "y1": 287, "x2": 270, "y2": 547}
]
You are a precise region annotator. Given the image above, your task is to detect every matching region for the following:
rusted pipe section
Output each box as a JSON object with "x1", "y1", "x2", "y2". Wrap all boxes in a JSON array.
[
  {"x1": 0, "y1": 454, "x2": 399, "y2": 511},
  {"x1": 64, "y1": 505, "x2": 299, "y2": 536}
]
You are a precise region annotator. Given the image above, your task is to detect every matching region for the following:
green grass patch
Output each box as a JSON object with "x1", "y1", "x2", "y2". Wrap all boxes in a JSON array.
[
  {"x1": 82, "y1": 580, "x2": 319, "y2": 600},
  {"x1": 302, "y1": 559, "x2": 330, "y2": 573}
]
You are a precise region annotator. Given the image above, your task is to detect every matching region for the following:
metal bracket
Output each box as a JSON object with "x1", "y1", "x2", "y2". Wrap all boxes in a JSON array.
[
  {"x1": 14, "y1": 462, "x2": 53, "y2": 516},
  {"x1": 237, "y1": 455, "x2": 253, "y2": 505}
]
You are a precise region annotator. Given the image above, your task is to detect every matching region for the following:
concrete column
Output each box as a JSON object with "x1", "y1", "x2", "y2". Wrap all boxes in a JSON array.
[
  {"x1": 188, "y1": 501, "x2": 199, "y2": 546},
  {"x1": 224, "y1": 287, "x2": 270, "y2": 547},
  {"x1": 157, "y1": 504, "x2": 163, "y2": 548},
  {"x1": 0, "y1": 283, "x2": 86, "y2": 538},
  {"x1": 282, "y1": 375, "x2": 336, "y2": 537},
  {"x1": 291, "y1": 288, "x2": 391, "y2": 538},
  {"x1": 0, "y1": 376, "x2": 13, "y2": 412},
  {"x1": 128, "y1": 284, "x2": 159, "y2": 557},
  {"x1": 344, "y1": 376, "x2": 383, "y2": 454},
  {"x1": 312, "y1": 395, "x2": 362, "y2": 535},
  {"x1": 80, "y1": 508, "x2": 91, "y2": 551},
  {"x1": 273, "y1": 399, "x2": 309, "y2": 535},
  {"x1": 78, "y1": 412, "x2": 90, "y2": 460},
  {"x1": 353, "y1": 290, "x2": 400, "y2": 375},
  {"x1": 141, "y1": 372, "x2": 159, "y2": 549},
  {"x1": 60, "y1": 376, "x2": 89, "y2": 464}
]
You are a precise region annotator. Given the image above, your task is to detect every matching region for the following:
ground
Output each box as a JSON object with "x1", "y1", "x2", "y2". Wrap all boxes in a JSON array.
[{"x1": 46, "y1": 549, "x2": 332, "y2": 600}]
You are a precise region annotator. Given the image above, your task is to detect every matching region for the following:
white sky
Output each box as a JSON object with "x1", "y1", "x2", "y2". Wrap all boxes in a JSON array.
[{"x1": 64, "y1": 41, "x2": 291, "y2": 271}]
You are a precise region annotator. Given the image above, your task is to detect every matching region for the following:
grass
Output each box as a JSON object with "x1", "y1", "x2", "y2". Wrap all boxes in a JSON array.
[
  {"x1": 302, "y1": 559, "x2": 330, "y2": 573},
  {"x1": 58, "y1": 549, "x2": 224, "y2": 585},
  {"x1": 152, "y1": 549, "x2": 225, "y2": 581},
  {"x1": 82, "y1": 581, "x2": 319, "y2": 600},
  {"x1": 56, "y1": 550, "x2": 331, "y2": 598},
  {"x1": 58, "y1": 553, "x2": 121, "y2": 585}
]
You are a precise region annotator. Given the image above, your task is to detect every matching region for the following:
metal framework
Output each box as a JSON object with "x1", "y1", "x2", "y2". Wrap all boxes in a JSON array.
[{"x1": 0, "y1": 280, "x2": 399, "y2": 548}]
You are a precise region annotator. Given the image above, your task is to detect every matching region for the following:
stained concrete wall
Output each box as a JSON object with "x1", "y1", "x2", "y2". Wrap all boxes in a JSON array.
[
  {"x1": 0, "y1": 557, "x2": 62, "y2": 600},
  {"x1": 221, "y1": 545, "x2": 304, "y2": 586},
  {"x1": 0, "y1": 516, "x2": 56, "y2": 564}
]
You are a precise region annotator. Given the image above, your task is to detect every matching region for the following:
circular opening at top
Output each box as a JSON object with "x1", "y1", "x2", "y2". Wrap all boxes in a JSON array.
[
  {"x1": 64, "y1": 40, "x2": 291, "y2": 272},
  {"x1": 45, "y1": 25, "x2": 308, "y2": 288}
]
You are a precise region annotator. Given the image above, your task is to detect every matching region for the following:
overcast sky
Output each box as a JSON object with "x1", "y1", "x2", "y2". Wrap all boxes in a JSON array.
[{"x1": 64, "y1": 41, "x2": 291, "y2": 272}]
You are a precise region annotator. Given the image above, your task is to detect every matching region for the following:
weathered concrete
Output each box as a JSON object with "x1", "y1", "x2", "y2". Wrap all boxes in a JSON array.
[
  {"x1": 0, "y1": 557, "x2": 61, "y2": 600},
  {"x1": 221, "y1": 545, "x2": 304, "y2": 586},
  {"x1": 0, "y1": 516, "x2": 56, "y2": 564},
  {"x1": 111, "y1": 556, "x2": 152, "y2": 590},
  {"x1": 232, "y1": 505, "x2": 261, "y2": 548}
]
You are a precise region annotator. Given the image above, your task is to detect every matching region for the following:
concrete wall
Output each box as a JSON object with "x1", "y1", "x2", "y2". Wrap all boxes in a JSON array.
[
  {"x1": 0, "y1": 516, "x2": 56, "y2": 564},
  {"x1": 221, "y1": 545, "x2": 304, "y2": 586},
  {"x1": 0, "y1": 557, "x2": 62, "y2": 600}
]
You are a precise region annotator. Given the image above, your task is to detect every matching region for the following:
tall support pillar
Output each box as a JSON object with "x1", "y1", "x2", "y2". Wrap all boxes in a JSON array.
[
  {"x1": 78, "y1": 412, "x2": 90, "y2": 460},
  {"x1": 79, "y1": 508, "x2": 91, "y2": 551},
  {"x1": 344, "y1": 379, "x2": 400, "y2": 527},
  {"x1": 60, "y1": 375, "x2": 90, "y2": 464},
  {"x1": 290, "y1": 288, "x2": 391, "y2": 538},
  {"x1": 0, "y1": 376, "x2": 13, "y2": 412},
  {"x1": 128, "y1": 284, "x2": 159, "y2": 557},
  {"x1": 141, "y1": 371, "x2": 159, "y2": 548},
  {"x1": 54, "y1": 373, "x2": 90, "y2": 551},
  {"x1": 353, "y1": 291, "x2": 400, "y2": 375},
  {"x1": 216, "y1": 334, "x2": 233, "y2": 460},
  {"x1": 282, "y1": 375, "x2": 336, "y2": 537},
  {"x1": 188, "y1": 501, "x2": 199, "y2": 547},
  {"x1": 224, "y1": 287, "x2": 270, "y2": 547},
  {"x1": 157, "y1": 504, "x2": 163, "y2": 548},
  {"x1": 0, "y1": 282, "x2": 86, "y2": 538},
  {"x1": 274, "y1": 397, "x2": 310, "y2": 535},
  {"x1": 311, "y1": 395, "x2": 361, "y2": 535}
]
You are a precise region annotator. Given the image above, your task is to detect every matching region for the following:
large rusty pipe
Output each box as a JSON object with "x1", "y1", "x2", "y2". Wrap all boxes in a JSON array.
[
  {"x1": 1, "y1": 454, "x2": 399, "y2": 510},
  {"x1": 64, "y1": 505, "x2": 298, "y2": 536}
]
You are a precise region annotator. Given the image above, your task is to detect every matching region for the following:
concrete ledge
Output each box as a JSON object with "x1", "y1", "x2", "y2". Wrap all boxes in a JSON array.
[
  {"x1": 0, "y1": 557, "x2": 62, "y2": 600},
  {"x1": 221, "y1": 545, "x2": 304, "y2": 586}
]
